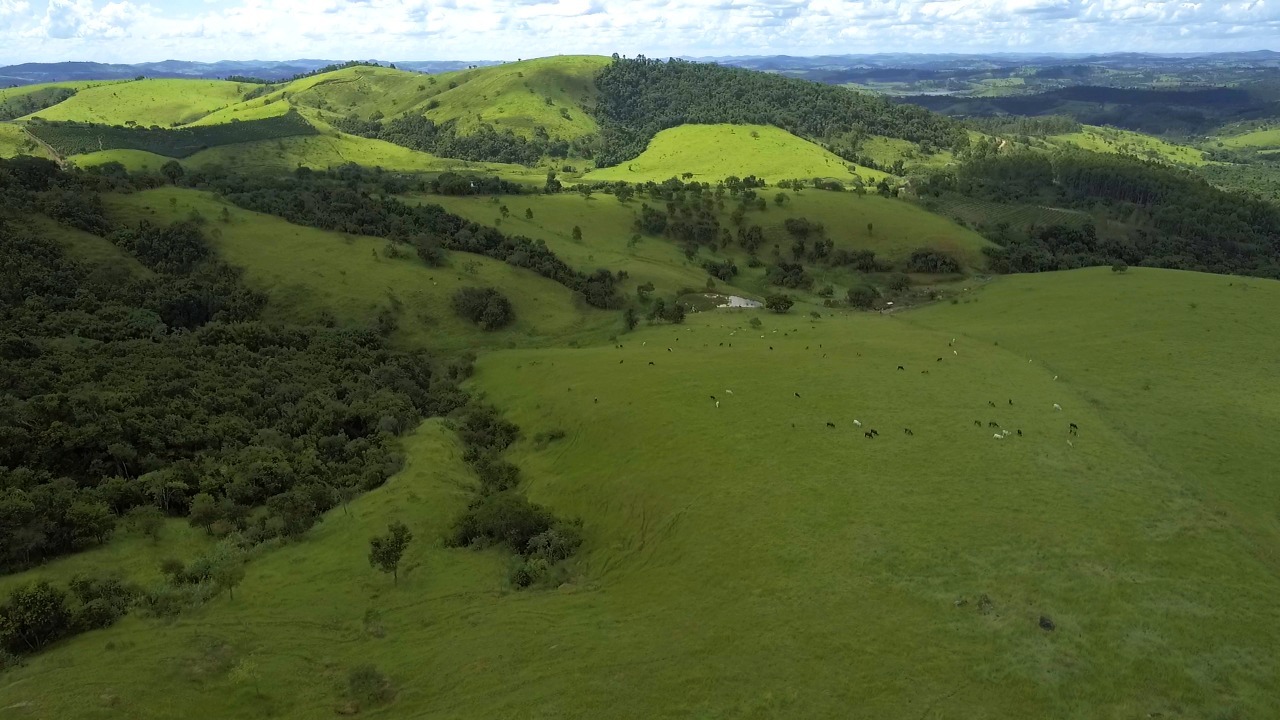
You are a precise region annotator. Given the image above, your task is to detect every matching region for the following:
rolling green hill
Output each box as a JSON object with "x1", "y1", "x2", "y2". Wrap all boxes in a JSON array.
[
  {"x1": 421, "y1": 55, "x2": 606, "y2": 139},
  {"x1": 1047, "y1": 125, "x2": 1208, "y2": 166},
  {"x1": 101, "y1": 187, "x2": 614, "y2": 351},
  {"x1": 21, "y1": 78, "x2": 248, "y2": 127},
  {"x1": 1219, "y1": 125, "x2": 1280, "y2": 149},
  {"x1": 0, "y1": 122, "x2": 47, "y2": 158},
  {"x1": 581, "y1": 123, "x2": 890, "y2": 184},
  {"x1": 2, "y1": 266, "x2": 1277, "y2": 718}
]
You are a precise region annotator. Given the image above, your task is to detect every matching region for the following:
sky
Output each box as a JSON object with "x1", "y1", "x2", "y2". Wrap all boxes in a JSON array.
[{"x1": 0, "y1": 0, "x2": 1277, "y2": 65}]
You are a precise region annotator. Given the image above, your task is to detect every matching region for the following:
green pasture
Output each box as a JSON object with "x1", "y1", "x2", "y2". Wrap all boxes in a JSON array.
[
  {"x1": 423, "y1": 55, "x2": 607, "y2": 139},
  {"x1": 1047, "y1": 126, "x2": 1207, "y2": 166},
  {"x1": 22, "y1": 78, "x2": 248, "y2": 127},
  {"x1": 583, "y1": 124, "x2": 890, "y2": 185},
  {"x1": 3, "y1": 268, "x2": 1277, "y2": 717},
  {"x1": 859, "y1": 133, "x2": 956, "y2": 171},
  {"x1": 101, "y1": 188, "x2": 614, "y2": 351},
  {"x1": 68, "y1": 148, "x2": 175, "y2": 171},
  {"x1": 1218, "y1": 125, "x2": 1280, "y2": 149},
  {"x1": 0, "y1": 122, "x2": 46, "y2": 159}
]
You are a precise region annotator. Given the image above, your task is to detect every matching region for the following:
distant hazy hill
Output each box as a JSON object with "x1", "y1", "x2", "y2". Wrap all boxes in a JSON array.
[{"x1": 0, "y1": 59, "x2": 500, "y2": 86}]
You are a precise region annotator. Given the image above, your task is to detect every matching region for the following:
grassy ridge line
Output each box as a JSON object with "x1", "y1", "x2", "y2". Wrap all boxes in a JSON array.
[{"x1": 1047, "y1": 125, "x2": 1208, "y2": 166}]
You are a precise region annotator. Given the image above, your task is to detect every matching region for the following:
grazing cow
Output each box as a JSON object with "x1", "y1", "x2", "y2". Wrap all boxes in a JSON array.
[
  {"x1": 1067, "y1": 439, "x2": 1074, "y2": 448},
  {"x1": 854, "y1": 420, "x2": 863, "y2": 427},
  {"x1": 710, "y1": 395, "x2": 717, "y2": 400},
  {"x1": 953, "y1": 350, "x2": 958, "y2": 355},
  {"x1": 937, "y1": 357, "x2": 943, "y2": 362},
  {"x1": 642, "y1": 342, "x2": 647, "y2": 346},
  {"x1": 1008, "y1": 399, "x2": 1014, "y2": 406},
  {"x1": 725, "y1": 390, "x2": 734, "y2": 395},
  {"x1": 897, "y1": 365, "x2": 905, "y2": 371},
  {"x1": 1001, "y1": 430, "x2": 1011, "y2": 437},
  {"x1": 1053, "y1": 375, "x2": 1059, "y2": 381},
  {"x1": 869, "y1": 429, "x2": 879, "y2": 437},
  {"x1": 994, "y1": 433, "x2": 1004, "y2": 440},
  {"x1": 1017, "y1": 429, "x2": 1023, "y2": 437},
  {"x1": 974, "y1": 420, "x2": 982, "y2": 427},
  {"x1": 619, "y1": 360, "x2": 624, "y2": 364},
  {"x1": 667, "y1": 348, "x2": 672, "y2": 352},
  {"x1": 648, "y1": 361, "x2": 655, "y2": 366},
  {"x1": 826, "y1": 422, "x2": 836, "y2": 428},
  {"x1": 988, "y1": 401, "x2": 997, "y2": 408},
  {"x1": 864, "y1": 431, "x2": 875, "y2": 439},
  {"x1": 988, "y1": 421, "x2": 1000, "y2": 428},
  {"x1": 593, "y1": 398, "x2": 598, "y2": 404},
  {"x1": 715, "y1": 401, "x2": 720, "y2": 408},
  {"x1": 921, "y1": 370, "x2": 929, "y2": 374},
  {"x1": 794, "y1": 392, "x2": 801, "y2": 398},
  {"x1": 904, "y1": 428, "x2": 914, "y2": 436},
  {"x1": 1053, "y1": 403, "x2": 1063, "y2": 411}
]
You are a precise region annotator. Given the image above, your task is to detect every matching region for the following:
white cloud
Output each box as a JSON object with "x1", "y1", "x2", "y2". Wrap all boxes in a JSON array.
[{"x1": 0, "y1": 0, "x2": 1277, "y2": 64}]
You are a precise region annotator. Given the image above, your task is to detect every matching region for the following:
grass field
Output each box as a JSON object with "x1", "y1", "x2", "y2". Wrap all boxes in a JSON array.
[
  {"x1": 425, "y1": 187, "x2": 989, "y2": 306},
  {"x1": 0, "y1": 122, "x2": 47, "y2": 158},
  {"x1": 68, "y1": 148, "x2": 175, "y2": 171},
  {"x1": 423, "y1": 56, "x2": 607, "y2": 139},
  {"x1": 21, "y1": 78, "x2": 248, "y2": 127},
  {"x1": 1048, "y1": 126, "x2": 1208, "y2": 166},
  {"x1": 3, "y1": 267, "x2": 1277, "y2": 718},
  {"x1": 859, "y1": 133, "x2": 956, "y2": 171},
  {"x1": 102, "y1": 188, "x2": 614, "y2": 351},
  {"x1": 583, "y1": 124, "x2": 890, "y2": 185},
  {"x1": 1219, "y1": 125, "x2": 1280, "y2": 150}
]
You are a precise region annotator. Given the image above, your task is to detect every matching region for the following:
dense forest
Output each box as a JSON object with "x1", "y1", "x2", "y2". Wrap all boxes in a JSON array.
[
  {"x1": 903, "y1": 86, "x2": 1280, "y2": 137},
  {"x1": 0, "y1": 87, "x2": 76, "y2": 122},
  {"x1": 592, "y1": 56, "x2": 970, "y2": 167},
  {"x1": 917, "y1": 148, "x2": 1280, "y2": 276}
]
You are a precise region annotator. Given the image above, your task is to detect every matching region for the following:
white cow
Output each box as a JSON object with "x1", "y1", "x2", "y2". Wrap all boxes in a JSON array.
[
  {"x1": 1053, "y1": 403, "x2": 1063, "y2": 411},
  {"x1": 853, "y1": 420, "x2": 863, "y2": 427},
  {"x1": 993, "y1": 433, "x2": 1004, "y2": 440}
]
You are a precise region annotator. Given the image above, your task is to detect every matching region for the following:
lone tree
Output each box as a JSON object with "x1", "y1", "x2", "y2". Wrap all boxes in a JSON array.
[
  {"x1": 765, "y1": 294, "x2": 794, "y2": 314},
  {"x1": 124, "y1": 505, "x2": 164, "y2": 542},
  {"x1": 369, "y1": 521, "x2": 413, "y2": 585},
  {"x1": 209, "y1": 541, "x2": 247, "y2": 601},
  {"x1": 572, "y1": 225, "x2": 583, "y2": 241},
  {"x1": 1111, "y1": 262, "x2": 1128, "y2": 274}
]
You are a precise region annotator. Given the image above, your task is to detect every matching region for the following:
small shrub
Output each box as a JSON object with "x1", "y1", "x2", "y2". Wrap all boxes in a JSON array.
[
  {"x1": 348, "y1": 664, "x2": 395, "y2": 707},
  {"x1": 450, "y1": 491, "x2": 556, "y2": 552},
  {"x1": 748, "y1": 317, "x2": 763, "y2": 329},
  {"x1": 847, "y1": 285, "x2": 877, "y2": 309},
  {"x1": 764, "y1": 294, "x2": 794, "y2": 314},
  {"x1": 887, "y1": 274, "x2": 911, "y2": 292}
]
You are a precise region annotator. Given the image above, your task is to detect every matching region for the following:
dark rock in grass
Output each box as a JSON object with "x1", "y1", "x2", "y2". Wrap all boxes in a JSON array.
[{"x1": 1039, "y1": 615, "x2": 1056, "y2": 631}]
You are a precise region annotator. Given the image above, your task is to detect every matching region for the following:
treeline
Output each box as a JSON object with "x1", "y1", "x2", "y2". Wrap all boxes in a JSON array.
[
  {"x1": 181, "y1": 165, "x2": 622, "y2": 308},
  {"x1": 967, "y1": 115, "x2": 1081, "y2": 137},
  {"x1": 26, "y1": 110, "x2": 318, "y2": 158},
  {"x1": 0, "y1": 87, "x2": 76, "y2": 121},
  {"x1": 593, "y1": 55, "x2": 970, "y2": 167},
  {"x1": 0, "y1": 158, "x2": 471, "y2": 574},
  {"x1": 918, "y1": 149, "x2": 1280, "y2": 277},
  {"x1": 333, "y1": 114, "x2": 590, "y2": 166}
]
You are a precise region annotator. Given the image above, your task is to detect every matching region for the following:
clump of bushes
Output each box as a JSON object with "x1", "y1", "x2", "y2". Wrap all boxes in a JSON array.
[
  {"x1": 0, "y1": 575, "x2": 137, "y2": 658},
  {"x1": 452, "y1": 287, "x2": 515, "y2": 330}
]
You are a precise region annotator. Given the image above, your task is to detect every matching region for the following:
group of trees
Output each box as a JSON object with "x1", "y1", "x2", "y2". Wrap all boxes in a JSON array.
[
  {"x1": 451, "y1": 287, "x2": 515, "y2": 330},
  {"x1": 26, "y1": 111, "x2": 318, "y2": 158},
  {"x1": 593, "y1": 55, "x2": 970, "y2": 167},
  {"x1": 918, "y1": 149, "x2": 1280, "y2": 277},
  {"x1": 0, "y1": 157, "x2": 460, "y2": 573},
  {"x1": 0, "y1": 87, "x2": 76, "y2": 121}
]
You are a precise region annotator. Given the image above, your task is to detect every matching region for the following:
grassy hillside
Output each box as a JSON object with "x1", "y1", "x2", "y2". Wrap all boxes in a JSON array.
[
  {"x1": 583, "y1": 124, "x2": 890, "y2": 184},
  {"x1": 22, "y1": 78, "x2": 248, "y2": 127},
  {"x1": 68, "y1": 148, "x2": 176, "y2": 171},
  {"x1": 1219, "y1": 125, "x2": 1280, "y2": 149},
  {"x1": 422, "y1": 56, "x2": 606, "y2": 139},
  {"x1": 3, "y1": 268, "x2": 1277, "y2": 718},
  {"x1": 102, "y1": 188, "x2": 614, "y2": 351},
  {"x1": 859, "y1": 133, "x2": 956, "y2": 171},
  {"x1": 426, "y1": 186, "x2": 988, "y2": 307},
  {"x1": 0, "y1": 122, "x2": 47, "y2": 158},
  {"x1": 1047, "y1": 125, "x2": 1208, "y2": 166}
]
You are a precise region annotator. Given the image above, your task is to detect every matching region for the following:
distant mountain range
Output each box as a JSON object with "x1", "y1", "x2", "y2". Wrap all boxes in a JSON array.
[
  {"x1": 0, "y1": 59, "x2": 501, "y2": 86},
  {"x1": 3, "y1": 51, "x2": 1279, "y2": 87}
]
